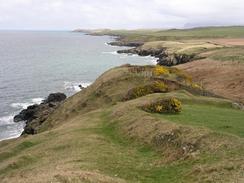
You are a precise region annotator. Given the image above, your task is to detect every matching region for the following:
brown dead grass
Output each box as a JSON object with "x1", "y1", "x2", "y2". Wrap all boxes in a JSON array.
[
  {"x1": 177, "y1": 59, "x2": 244, "y2": 103},
  {"x1": 209, "y1": 38, "x2": 244, "y2": 46}
]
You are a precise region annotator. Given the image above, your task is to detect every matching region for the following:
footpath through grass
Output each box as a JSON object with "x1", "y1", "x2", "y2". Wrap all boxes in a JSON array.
[{"x1": 93, "y1": 112, "x2": 217, "y2": 183}]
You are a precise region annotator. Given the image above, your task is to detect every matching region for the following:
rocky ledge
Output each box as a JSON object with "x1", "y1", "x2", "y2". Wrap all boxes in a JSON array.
[
  {"x1": 14, "y1": 93, "x2": 66, "y2": 135},
  {"x1": 108, "y1": 41, "x2": 143, "y2": 47},
  {"x1": 117, "y1": 47, "x2": 196, "y2": 66}
]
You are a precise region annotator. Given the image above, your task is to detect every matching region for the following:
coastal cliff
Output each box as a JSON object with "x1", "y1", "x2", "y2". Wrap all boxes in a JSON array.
[
  {"x1": 0, "y1": 64, "x2": 243, "y2": 183},
  {"x1": 1, "y1": 27, "x2": 244, "y2": 182},
  {"x1": 83, "y1": 28, "x2": 244, "y2": 103}
]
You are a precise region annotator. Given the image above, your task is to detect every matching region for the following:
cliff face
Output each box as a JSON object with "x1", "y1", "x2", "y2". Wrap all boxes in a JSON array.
[{"x1": 0, "y1": 65, "x2": 243, "y2": 183}]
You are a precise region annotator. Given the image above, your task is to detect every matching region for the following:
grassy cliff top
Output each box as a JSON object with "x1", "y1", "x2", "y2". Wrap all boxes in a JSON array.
[
  {"x1": 89, "y1": 26, "x2": 244, "y2": 41},
  {"x1": 0, "y1": 65, "x2": 243, "y2": 183},
  {"x1": 89, "y1": 26, "x2": 244, "y2": 62}
]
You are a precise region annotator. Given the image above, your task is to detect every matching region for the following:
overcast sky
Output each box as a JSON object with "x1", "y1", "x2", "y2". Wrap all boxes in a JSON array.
[{"x1": 0, "y1": 0, "x2": 243, "y2": 30}]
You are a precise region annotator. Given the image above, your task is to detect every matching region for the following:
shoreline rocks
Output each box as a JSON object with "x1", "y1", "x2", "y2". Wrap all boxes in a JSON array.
[
  {"x1": 108, "y1": 41, "x2": 143, "y2": 47},
  {"x1": 88, "y1": 33, "x2": 196, "y2": 66},
  {"x1": 14, "y1": 92, "x2": 66, "y2": 135},
  {"x1": 117, "y1": 47, "x2": 196, "y2": 66}
]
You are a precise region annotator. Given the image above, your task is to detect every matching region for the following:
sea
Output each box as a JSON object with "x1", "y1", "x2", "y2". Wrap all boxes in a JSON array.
[{"x1": 0, "y1": 31, "x2": 156, "y2": 141}]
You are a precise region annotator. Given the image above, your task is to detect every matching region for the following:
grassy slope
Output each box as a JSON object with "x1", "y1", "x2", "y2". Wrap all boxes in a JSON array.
[
  {"x1": 93, "y1": 26, "x2": 244, "y2": 63},
  {"x1": 92, "y1": 26, "x2": 244, "y2": 41},
  {"x1": 0, "y1": 65, "x2": 243, "y2": 183},
  {"x1": 207, "y1": 47, "x2": 244, "y2": 62},
  {"x1": 93, "y1": 26, "x2": 244, "y2": 103}
]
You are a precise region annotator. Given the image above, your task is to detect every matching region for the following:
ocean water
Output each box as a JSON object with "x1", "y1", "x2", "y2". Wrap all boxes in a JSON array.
[{"x1": 0, "y1": 31, "x2": 156, "y2": 141}]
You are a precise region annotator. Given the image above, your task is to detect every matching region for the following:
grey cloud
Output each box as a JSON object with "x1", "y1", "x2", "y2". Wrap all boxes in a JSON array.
[{"x1": 0, "y1": 0, "x2": 243, "y2": 30}]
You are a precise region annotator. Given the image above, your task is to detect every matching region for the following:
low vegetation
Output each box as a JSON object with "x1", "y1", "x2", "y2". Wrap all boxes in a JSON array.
[
  {"x1": 3, "y1": 25, "x2": 244, "y2": 182},
  {"x1": 0, "y1": 64, "x2": 243, "y2": 182},
  {"x1": 141, "y1": 97, "x2": 182, "y2": 113},
  {"x1": 208, "y1": 46, "x2": 244, "y2": 62},
  {"x1": 89, "y1": 26, "x2": 244, "y2": 41}
]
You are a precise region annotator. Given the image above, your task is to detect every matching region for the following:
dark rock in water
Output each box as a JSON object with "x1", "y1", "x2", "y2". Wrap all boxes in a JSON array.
[
  {"x1": 108, "y1": 41, "x2": 143, "y2": 47},
  {"x1": 13, "y1": 104, "x2": 39, "y2": 122},
  {"x1": 44, "y1": 92, "x2": 66, "y2": 103},
  {"x1": 79, "y1": 84, "x2": 85, "y2": 90},
  {"x1": 14, "y1": 92, "x2": 66, "y2": 135}
]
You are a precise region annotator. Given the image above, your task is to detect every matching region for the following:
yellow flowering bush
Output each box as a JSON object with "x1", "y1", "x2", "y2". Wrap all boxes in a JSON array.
[
  {"x1": 142, "y1": 97, "x2": 182, "y2": 114},
  {"x1": 153, "y1": 65, "x2": 170, "y2": 76},
  {"x1": 153, "y1": 81, "x2": 168, "y2": 92},
  {"x1": 124, "y1": 81, "x2": 168, "y2": 100}
]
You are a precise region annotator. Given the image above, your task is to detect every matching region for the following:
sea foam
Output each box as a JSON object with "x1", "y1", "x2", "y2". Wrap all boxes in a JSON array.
[
  {"x1": 11, "y1": 98, "x2": 44, "y2": 110},
  {"x1": 102, "y1": 51, "x2": 118, "y2": 55},
  {"x1": 64, "y1": 81, "x2": 92, "y2": 92}
]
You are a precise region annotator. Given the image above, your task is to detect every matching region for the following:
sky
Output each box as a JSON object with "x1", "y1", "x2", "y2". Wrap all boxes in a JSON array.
[{"x1": 0, "y1": 0, "x2": 244, "y2": 30}]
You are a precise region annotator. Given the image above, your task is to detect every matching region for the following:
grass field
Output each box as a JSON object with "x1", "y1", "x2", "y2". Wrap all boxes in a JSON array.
[
  {"x1": 156, "y1": 103, "x2": 244, "y2": 137},
  {"x1": 2, "y1": 108, "x2": 236, "y2": 183},
  {"x1": 92, "y1": 26, "x2": 244, "y2": 41},
  {"x1": 207, "y1": 46, "x2": 244, "y2": 62}
]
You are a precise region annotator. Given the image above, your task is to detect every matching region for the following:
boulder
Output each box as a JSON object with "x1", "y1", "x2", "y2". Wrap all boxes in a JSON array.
[
  {"x1": 13, "y1": 104, "x2": 38, "y2": 122},
  {"x1": 44, "y1": 93, "x2": 66, "y2": 103},
  {"x1": 79, "y1": 84, "x2": 85, "y2": 90},
  {"x1": 14, "y1": 92, "x2": 67, "y2": 135}
]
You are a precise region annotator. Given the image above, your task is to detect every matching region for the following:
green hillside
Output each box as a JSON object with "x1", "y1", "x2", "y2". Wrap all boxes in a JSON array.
[{"x1": 1, "y1": 65, "x2": 243, "y2": 183}]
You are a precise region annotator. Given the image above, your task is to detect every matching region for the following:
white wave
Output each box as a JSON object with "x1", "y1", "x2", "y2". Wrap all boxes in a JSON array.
[
  {"x1": 0, "y1": 115, "x2": 15, "y2": 125},
  {"x1": 0, "y1": 120, "x2": 25, "y2": 141},
  {"x1": 10, "y1": 97, "x2": 44, "y2": 110},
  {"x1": 150, "y1": 59, "x2": 158, "y2": 65},
  {"x1": 102, "y1": 51, "x2": 118, "y2": 55},
  {"x1": 11, "y1": 102, "x2": 33, "y2": 110},
  {"x1": 80, "y1": 82, "x2": 92, "y2": 88},
  {"x1": 64, "y1": 81, "x2": 92, "y2": 92},
  {"x1": 32, "y1": 98, "x2": 44, "y2": 104},
  {"x1": 2, "y1": 97, "x2": 44, "y2": 141}
]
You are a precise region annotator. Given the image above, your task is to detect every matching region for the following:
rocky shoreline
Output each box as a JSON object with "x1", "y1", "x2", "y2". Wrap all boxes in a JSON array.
[
  {"x1": 116, "y1": 46, "x2": 196, "y2": 66},
  {"x1": 106, "y1": 38, "x2": 197, "y2": 66},
  {"x1": 14, "y1": 93, "x2": 66, "y2": 135},
  {"x1": 74, "y1": 30, "x2": 201, "y2": 67}
]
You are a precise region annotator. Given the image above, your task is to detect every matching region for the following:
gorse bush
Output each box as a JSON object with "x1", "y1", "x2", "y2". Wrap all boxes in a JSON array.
[
  {"x1": 142, "y1": 97, "x2": 182, "y2": 114},
  {"x1": 124, "y1": 81, "x2": 168, "y2": 100},
  {"x1": 153, "y1": 65, "x2": 170, "y2": 76},
  {"x1": 153, "y1": 81, "x2": 168, "y2": 92}
]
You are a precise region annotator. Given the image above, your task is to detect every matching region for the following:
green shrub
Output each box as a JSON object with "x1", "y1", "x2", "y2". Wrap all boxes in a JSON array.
[
  {"x1": 142, "y1": 98, "x2": 182, "y2": 114},
  {"x1": 124, "y1": 81, "x2": 168, "y2": 100}
]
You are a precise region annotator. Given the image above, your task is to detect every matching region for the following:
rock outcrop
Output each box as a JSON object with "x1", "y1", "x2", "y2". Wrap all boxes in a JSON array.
[
  {"x1": 14, "y1": 93, "x2": 66, "y2": 135},
  {"x1": 108, "y1": 41, "x2": 143, "y2": 47},
  {"x1": 117, "y1": 47, "x2": 196, "y2": 66}
]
